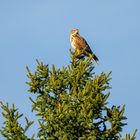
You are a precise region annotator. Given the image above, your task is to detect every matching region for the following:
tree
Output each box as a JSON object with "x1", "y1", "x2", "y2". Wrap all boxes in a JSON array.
[{"x1": 0, "y1": 52, "x2": 137, "y2": 140}]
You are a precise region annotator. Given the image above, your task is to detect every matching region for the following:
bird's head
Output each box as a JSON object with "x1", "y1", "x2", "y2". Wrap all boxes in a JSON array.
[{"x1": 71, "y1": 28, "x2": 79, "y2": 36}]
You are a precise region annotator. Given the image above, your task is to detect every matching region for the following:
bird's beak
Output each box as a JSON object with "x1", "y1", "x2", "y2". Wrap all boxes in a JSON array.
[{"x1": 76, "y1": 30, "x2": 79, "y2": 34}]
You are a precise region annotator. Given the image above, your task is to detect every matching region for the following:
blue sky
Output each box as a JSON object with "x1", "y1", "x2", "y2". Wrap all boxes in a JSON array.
[{"x1": 0, "y1": 0, "x2": 140, "y2": 139}]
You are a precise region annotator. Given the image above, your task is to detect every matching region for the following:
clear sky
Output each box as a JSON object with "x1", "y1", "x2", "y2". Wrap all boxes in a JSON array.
[{"x1": 0, "y1": 0, "x2": 140, "y2": 139}]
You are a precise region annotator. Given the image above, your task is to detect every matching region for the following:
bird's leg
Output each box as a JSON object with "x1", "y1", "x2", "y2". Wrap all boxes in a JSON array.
[{"x1": 71, "y1": 49, "x2": 84, "y2": 60}]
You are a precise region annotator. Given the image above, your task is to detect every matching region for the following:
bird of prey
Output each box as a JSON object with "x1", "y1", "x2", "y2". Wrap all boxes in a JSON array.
[{"x1": 70, "y1": 28, "x2": 99, "y2": 63}]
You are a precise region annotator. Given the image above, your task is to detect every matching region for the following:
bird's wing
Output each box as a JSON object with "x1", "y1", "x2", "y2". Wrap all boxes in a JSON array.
[
  {"x1": 74, "y1": 35, "x2": 93, "y2": 53},
  {"x1": 74, "y1": 34, "x2": 99, "y2": 63}
]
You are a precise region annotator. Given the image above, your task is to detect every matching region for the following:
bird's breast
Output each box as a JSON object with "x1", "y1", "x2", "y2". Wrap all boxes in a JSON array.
[
  {"x1": 71, "y1": 40, "x2": 76, "y2": 49},
  {"x1": 70, "y1": 36, "x2": 76, "y2": 49}
]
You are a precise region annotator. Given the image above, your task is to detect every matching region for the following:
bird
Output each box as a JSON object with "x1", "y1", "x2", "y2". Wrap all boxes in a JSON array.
[{"x1": 70, "y1": 28, "x2": 99, "y2": 63}]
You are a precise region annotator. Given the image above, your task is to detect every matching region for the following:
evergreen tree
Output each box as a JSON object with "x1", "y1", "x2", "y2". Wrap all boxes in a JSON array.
[{"x1": 0, "y1": 52, "x2": 137, "y2": 140}]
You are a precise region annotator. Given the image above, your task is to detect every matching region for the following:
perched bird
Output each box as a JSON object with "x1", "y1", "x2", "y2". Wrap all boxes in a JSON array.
[{"x1": 70, "y1": 28, "x2": 99, "y2": 63}]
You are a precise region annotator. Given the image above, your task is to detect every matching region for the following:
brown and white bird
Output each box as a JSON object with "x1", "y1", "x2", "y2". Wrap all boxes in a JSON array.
[{"x1": 70, "y1": 28, "x2": 99, "y2": 63}]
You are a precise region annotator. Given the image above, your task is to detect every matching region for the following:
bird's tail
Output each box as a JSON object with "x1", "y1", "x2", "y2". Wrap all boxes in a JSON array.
[{"x1": 92, "y1": 53, "x2": 99, "y2": 64}]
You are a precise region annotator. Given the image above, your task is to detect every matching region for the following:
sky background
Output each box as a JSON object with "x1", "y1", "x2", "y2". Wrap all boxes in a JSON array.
[{"x1": 0, "y1": 0, "x2": 140, "y2": 139}]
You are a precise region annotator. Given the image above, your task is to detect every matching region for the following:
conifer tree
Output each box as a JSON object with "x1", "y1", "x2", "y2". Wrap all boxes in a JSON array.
[{"x1": 0, "y1": 52, "x2": 137, "y2": 140}]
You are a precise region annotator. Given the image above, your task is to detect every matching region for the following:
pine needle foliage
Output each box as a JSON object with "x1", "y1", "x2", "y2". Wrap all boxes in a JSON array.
[
  {"x1": 0, "y1": 53, "x2": 137, "y2": 140},
  {"x1": 0, "y1": 101, "x2": 34, "y2": 140}
]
